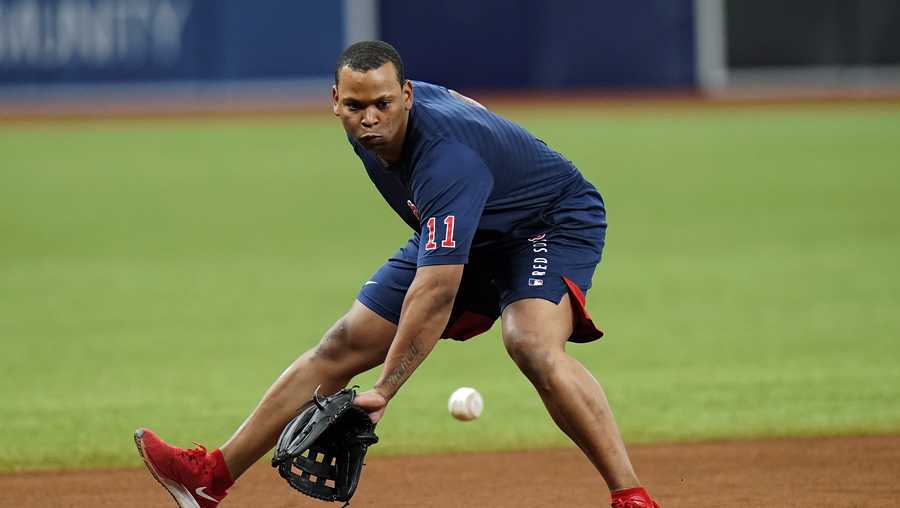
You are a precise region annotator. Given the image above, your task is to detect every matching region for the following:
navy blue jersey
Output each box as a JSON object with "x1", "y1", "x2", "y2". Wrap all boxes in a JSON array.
[{"x1": 350, "y1": 80, "x2": 603, "y2": 267}]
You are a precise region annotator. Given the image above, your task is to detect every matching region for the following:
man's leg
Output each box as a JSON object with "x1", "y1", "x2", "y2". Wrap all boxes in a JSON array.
[
  {"x1": 220, "y1": 300, "x2": 396, "y2": 478},
  {"x1": 137, "y1": 237, "x2": 418, "y2": 507},
  {"x1": 218, "y1": 238, "x2": 420, "y2": 478},
  {"x1": 500, "y1": 295, "x2": 639, "y2": 492},
  {"x1": 134, "y1": 301, "x2": 396, "y2": 507}
]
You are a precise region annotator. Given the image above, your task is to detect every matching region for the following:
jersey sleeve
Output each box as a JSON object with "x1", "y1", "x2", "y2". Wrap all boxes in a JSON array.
[{"x1": 410, "y1": 141, "x2": 494, "y2": 266}]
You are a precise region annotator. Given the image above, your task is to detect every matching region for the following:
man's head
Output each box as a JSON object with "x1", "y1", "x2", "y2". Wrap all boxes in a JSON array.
[{"x1": 332, "y1": 41, "x2": 413, "y2": 163}]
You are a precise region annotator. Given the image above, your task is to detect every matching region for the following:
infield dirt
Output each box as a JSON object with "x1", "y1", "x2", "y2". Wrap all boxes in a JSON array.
[{"x1": 2, "y1": 435, "x2": 898, "y2": 507}]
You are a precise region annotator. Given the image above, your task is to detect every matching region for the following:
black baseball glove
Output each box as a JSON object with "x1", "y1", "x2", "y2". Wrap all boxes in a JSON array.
[{"x1": 271, "y1": 387, "x2": 378, "y2": 504}]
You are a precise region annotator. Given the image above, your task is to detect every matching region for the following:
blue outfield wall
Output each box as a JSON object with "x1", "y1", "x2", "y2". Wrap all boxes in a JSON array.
[
  {"x1": 0, "y1": 0, "x2": 696, "y2": 90},
  {"x1": 0, "y1": 0, "x2": 343, "y2": 84},
  {"x1": 379, "y1": 0, "x2": 696, "y2": 90}
]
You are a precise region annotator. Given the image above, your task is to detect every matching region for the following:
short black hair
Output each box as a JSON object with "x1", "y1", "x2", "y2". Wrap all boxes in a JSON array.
[{"x1": 334, "y1": 40, "x2": 404, "y2": 85}]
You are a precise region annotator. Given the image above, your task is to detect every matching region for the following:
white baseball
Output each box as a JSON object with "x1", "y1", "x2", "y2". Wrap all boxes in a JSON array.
[{"x1": 448, "y1": 387, "x2": 483, "y2": 421}]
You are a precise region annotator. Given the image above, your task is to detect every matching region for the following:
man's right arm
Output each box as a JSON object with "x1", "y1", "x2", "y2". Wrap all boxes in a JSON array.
[{"x1": 373, "y1": 263, "x2": 463, "y2": 400}]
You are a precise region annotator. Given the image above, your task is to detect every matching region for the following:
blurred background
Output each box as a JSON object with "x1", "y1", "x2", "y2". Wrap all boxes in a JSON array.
[
  {"x1": 1, "y1": 0, "x2": 899, "y2": 488},
  {"x1": 2, "y1": 0, "x2": 899, "y2": 114}
]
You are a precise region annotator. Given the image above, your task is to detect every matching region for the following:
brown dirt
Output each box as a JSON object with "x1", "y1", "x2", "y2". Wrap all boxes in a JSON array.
[{"x1": 2, "y1": 435, "x2": 898, "y2": 507}]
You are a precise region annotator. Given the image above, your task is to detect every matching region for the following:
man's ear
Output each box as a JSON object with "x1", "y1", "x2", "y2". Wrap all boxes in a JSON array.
[
  {"x1": 403, "y1": 80, "x2": 413, "y2": 111},
  {"x1": 331, "y1": 85, "x2": 340, "y2": 116}
]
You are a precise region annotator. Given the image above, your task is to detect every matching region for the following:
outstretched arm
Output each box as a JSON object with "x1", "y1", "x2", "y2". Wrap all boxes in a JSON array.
[
  {"x1": 355, "y1": 141, "x2": 491, "y2": 422},
  {"x1": 355, "y1": 263, "x2": 463, "y2": 422}
]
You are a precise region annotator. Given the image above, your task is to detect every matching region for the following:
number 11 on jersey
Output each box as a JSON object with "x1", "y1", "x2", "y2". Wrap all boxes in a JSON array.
[{"x1": 425, "y1": 215, "x2": 456, "y2": 250}]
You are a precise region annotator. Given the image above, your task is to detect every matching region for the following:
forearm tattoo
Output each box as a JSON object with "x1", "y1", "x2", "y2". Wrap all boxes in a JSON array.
[{"x1": 381, "y1": 338, "x2": 422, "y2": 394}]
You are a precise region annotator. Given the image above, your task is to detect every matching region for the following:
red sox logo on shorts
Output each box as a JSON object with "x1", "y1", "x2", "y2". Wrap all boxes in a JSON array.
[
  {"x1": 407, "y1": 200, "x2": 420, "y2": 220},
  {"x1": 528, "y1": 233, "x2": 549, "y2": 287}
]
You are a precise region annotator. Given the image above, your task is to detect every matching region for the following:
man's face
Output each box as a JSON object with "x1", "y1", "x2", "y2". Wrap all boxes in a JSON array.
[{"x1": 332, "y1": 62, "x2": 412, "y2": 161}]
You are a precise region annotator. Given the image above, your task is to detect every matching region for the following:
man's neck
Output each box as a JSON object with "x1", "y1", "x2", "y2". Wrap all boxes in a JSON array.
[{"x1": 377, "y1": 147, "x2": 401, "y2": 165}]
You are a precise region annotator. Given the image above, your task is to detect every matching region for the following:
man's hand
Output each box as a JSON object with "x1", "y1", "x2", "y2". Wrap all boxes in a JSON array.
[{"x1": 354, "y1": 389, "x2": 389, "y2": 423}]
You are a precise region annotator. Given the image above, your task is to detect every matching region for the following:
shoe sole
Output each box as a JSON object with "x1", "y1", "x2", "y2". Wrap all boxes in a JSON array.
[{"x1": 134, "y1": 428, "x2": 203, "y2": 508}]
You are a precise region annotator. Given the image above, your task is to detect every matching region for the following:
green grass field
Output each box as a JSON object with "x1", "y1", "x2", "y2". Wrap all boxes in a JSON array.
[{"x1": 2, "y1": 104, "x2": 899, "y2": 471}]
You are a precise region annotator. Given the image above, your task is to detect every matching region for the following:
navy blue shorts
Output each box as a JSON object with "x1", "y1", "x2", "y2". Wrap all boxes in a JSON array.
[{"x1": 357, "y1": 205, "x2": 607, "y2": 343}]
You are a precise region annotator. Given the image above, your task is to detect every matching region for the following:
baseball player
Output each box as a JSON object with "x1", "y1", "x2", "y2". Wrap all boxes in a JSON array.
[{"x1": 135, "y1": 40, "x2": 660, "y2": 508}]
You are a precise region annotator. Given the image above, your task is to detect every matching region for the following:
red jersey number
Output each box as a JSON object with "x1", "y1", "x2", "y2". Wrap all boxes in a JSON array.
[
  {"x1": 425, "y1": 215, "x2": 456, "y2": 251},
  {"x1": 441, "y1": 216, "x2": 456, "y2": 248}
]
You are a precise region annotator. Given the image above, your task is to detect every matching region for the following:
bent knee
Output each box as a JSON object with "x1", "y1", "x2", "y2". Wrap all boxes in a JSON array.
[
  {"x1": 502, "y1": 330, "x2": 562, "y2": 375},
  {"x1": 313, "y1": 315, "x2": 390, "y2": 367}
]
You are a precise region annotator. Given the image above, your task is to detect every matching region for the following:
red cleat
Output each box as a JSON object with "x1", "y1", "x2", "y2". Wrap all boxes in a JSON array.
[
  {"x1": 611, "y1": 486, "x2": 661, "y2": 508},
  {"x1": 134, "y1": 428, "x2": 234, "y2": 508}
]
